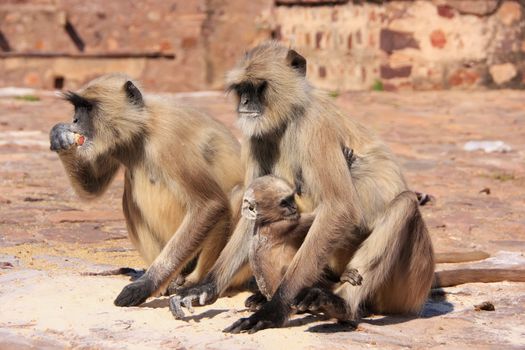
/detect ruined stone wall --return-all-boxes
[273,0,525,91]
[0,0,523,92]
[0,0,271,91]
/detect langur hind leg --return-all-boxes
[296,191,434,321]
[336,191,434,319]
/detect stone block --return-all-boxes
[489,63,517,85]
[380,29,419,53]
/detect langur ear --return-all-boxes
[286,49,307,76]
[124,80,144,107]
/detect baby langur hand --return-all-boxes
[49,123,84,151]
[340,268,363,286]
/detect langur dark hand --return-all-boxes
[49,123,76,152]
[244,291,267,311]
[114,277,155,307]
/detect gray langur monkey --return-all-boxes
[49,73,244,306]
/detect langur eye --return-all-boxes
[249,205,255,211]
[279,199,289,207]
[73,118,78,123]
[258,81,267,94]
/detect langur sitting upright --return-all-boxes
[241,175,362,310]
[49,74,244,306]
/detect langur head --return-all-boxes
[61,73,147,159]
[242,175,299,225]
[226,41,311,137]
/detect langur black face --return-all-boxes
[226,43,310,137]
[63,91,96,140]
[59,79,144,155]
[231,80,267,118]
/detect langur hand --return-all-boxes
[223,297,290,334]
[50,123,77,152]
[169,281,218,319]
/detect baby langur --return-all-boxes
[242,175,362,312]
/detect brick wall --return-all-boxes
[0,0,523,92]
[0,0,271,91]
[274,0,525,91]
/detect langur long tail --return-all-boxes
[435,251,490,264]
[433,268,525,288]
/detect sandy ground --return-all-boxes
[0,89,524,349]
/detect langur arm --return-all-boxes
[288,212,315,241]
[169,216,255,318]
[58,152,120,198]
[114,173,229,307]
[225,143,362,333]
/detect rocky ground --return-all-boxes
[0,89,524,349]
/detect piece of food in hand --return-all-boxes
[74,133,85,145]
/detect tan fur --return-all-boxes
[53,73,243,300]
[242,176,313,299]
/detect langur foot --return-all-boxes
[292,287,350,321]
[245,291,268,311]
[114,277,155,307]
[165,275,190,296]
[224,298,289,334]
[169,281,218,319]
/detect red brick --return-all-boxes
[380,65,412,79]
[315,31,323,49]
[437,5,455,19]
[380,29,419,53]
[430,30,447,49]
[318,66,326,78]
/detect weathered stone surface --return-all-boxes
[3,1,523,92]
[318,65,327,78]
[0,89,524,348]
[380,64,412,79]
[380,29,419,53]
[448,68,479,87]
[276,0,348,4]
[490,63,518,85]
[444,0,501,16]
[437,4,455,19]
[496,1,522,25]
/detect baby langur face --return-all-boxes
[241,176,300,223]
